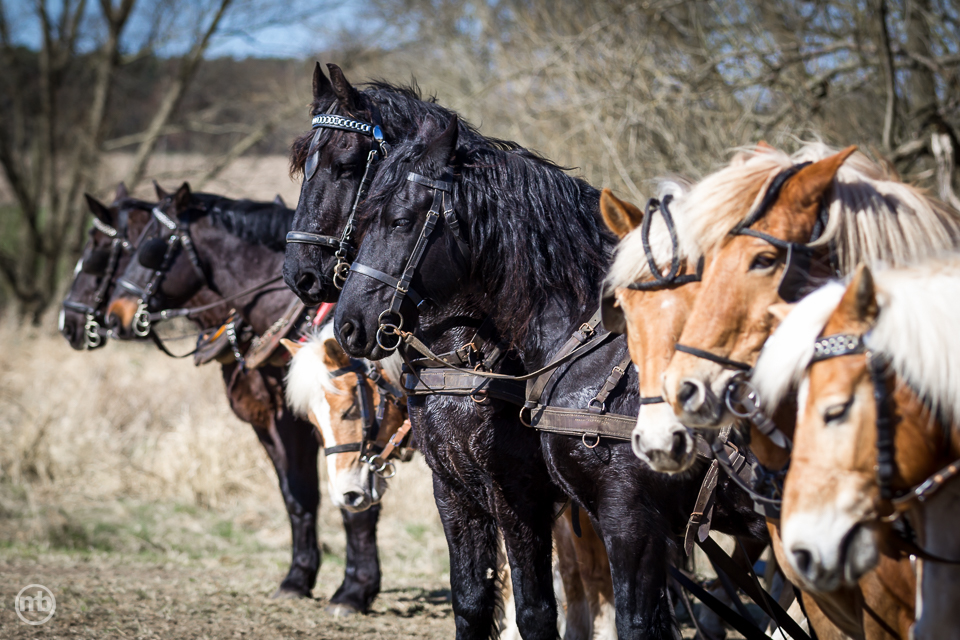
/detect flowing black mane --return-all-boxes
[184,193,294,252]
[360,128,611,344]
[289,80,545,178]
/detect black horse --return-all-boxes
[83,183,381,613]
[332,117,768,639]
[60,185,154,350]
[283,62,522,305]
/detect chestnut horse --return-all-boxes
[755,261,960,639]
[600,174,915,639]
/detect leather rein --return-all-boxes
[285,105,391,289]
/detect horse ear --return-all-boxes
[172,182,192,218]
[280,338,302,356]
[600,189,644,238]
[114,182,129,200]
[836,264,879,325]
[783,145,857,211]
[85,193,113,225]
[326,63,360,112]
[153,180,170,201]
[756,141,775,152]
[312,61,334,102]
[421,117,459,167]
[322,337,351,369]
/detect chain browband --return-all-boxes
[286,106,391,289]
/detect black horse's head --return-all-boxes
[284,63,391,305]
[335,116,467,360]
[106,182,210,339]
[60,184,152,350]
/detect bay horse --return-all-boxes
[60,185,153,350]
[332,115,767,639]
[282,63,621,638]
[754,261,960,639]
[600,173,916,639]
[98,182,385,613]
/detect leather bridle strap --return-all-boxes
[674,343,752,371]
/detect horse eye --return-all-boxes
[391,218,412,229]
[823,399,852,424]
[749,253,779,271]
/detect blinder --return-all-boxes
[80,248,112,275]
[137,237,171,271]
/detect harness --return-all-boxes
[808,331,960,564]
[285,105,391,289]
[117,203,287,361]
[322,356,410,479]
[63,218,132,349]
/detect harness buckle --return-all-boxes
[83,314,102,349]
[133,300,151,337]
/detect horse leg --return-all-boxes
[327,505,382,614]
[224,366,321,598]
[568,508,616,640]
[497,495,559,640]
[554,511,590,640]
[433,475,503,640]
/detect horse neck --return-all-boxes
[891,379,960,487]
[186,216,292,334]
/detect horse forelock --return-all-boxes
[865,255,960,428]
[752,281,847,413]
[284,323,346,419]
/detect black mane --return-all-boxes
[185,193,294,252]
[360,127,611,344]
[289,80,551,177]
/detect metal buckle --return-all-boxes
[84,314,102,349]
[133,300,151,337]
[582,433,601,449]
[725,375,762,418]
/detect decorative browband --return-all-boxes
[92,217,118,237]
[311,114,375,135]
[811,333,864,363]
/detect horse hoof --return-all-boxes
[325,603,362,617]
[271,586,311,600]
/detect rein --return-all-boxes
[285,105,391,289]
[809,331,960,564]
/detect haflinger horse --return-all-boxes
[599,153,924,640]
[282,64,622,639]
[99,182,390,613]
[60,185,154,350]
[754,260,960,639]
[332,114,767,639]
[281,321,408,513]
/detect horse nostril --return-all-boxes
[339,320,355,342]
[792,547,814,577]
[296,271,317,294]
[677,380,703,410]
[343,491,364,507]
[670,431,688,460]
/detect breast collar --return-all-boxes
[285,102,391,289]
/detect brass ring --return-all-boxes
[582,433,601,449]
[519,406,532,427]
[376,326,402,351]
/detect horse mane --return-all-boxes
[360,124,609,344]
[285,322,347,419]
[289,80,531,178]
[185,193,293,252]
[755,254,960,426]
[685,143,960,272]
[604,179,694,294]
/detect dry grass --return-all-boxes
[0,317,453,637]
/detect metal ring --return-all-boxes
[582,433,601,449]
[377,309,403,333]
[133,300,151,337]
[471,391,490,405]
[725,377,761,418]
[333,261,350,290]
[587,398,605,412]
[376,326,403,351]
[376,460,397,479]
[84,316,102,350]
[519,406,532,427]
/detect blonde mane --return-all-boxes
[685,143,960,272]
[755,254,960,426]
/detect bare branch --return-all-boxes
[878,0,897,151]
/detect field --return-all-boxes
[0,319,454,638]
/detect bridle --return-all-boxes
[285,105,391,289]
[117,204,212,338]
[322,356,406,479]
[806,331,960,564]
[347,171,469,352]
[63,216,133,349]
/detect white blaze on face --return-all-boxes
[631,402,697,474]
